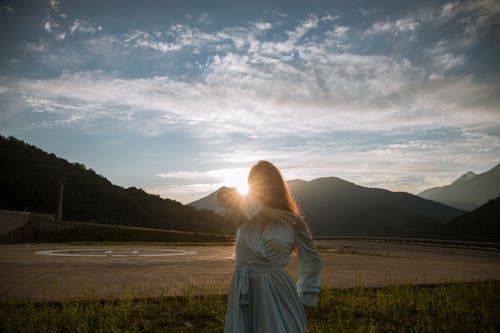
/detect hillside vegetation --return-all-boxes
[441,196,500,237]
[0,136,231,234]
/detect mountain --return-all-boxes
[418,163,500,211]
[0,136,231,234]
[189,187,229,215]
[440,196,500,237]
[190,177,465,236]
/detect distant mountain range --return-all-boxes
[418,163,500,211]
[3,134,498,239]
[191,177,466,237]
[0,136,231,234]
[189,188,228,216]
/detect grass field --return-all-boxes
[1,281,498,332]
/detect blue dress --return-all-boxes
[224,206,321,333]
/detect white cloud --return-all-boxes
[320,14,339,22]
[325,25,349,39]
[441,2,460,17]
[254,22,272,30]
[154,167,251,202]
[5,11,500,202]
[42,17,57,33]
[287,14,319,41]
[70,19,99,34]
[25,41,48,53]
[8,55,498,142]
[426,41,465,71]
[49,0,60,12]
[41,1,67,41]
[8,11,500,140]
[151,123,500,201]
[364,17,420,36]
[124,30,183,53]
[144,183,220,204]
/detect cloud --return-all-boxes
[363,17,420,36]
[325,25,349,39]
[41,0,67,40]
[425,41,465,71]
[1,5,14,12]
[157,168,248,182]
[441,2,460,17]
[4,10,499,202]
[362,0,500,48]
[154,167,251,202]
[49,0,60,12]
[124,30,183,53]
[7,9,500,139]
[6,59,498,146]
[288,14,319,40]
[25,41,49,53]
[40,1,102,41]
[320,14,339,22]
[197,12,214,25]
[7,10,500,140]
[149,121,500,202]
[144,183,220,204]
[253,22,272,30]
[70,19,101,34]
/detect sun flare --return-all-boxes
[236,182,249,195]
[222,167,250,196]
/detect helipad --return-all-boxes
[35,248,197,257]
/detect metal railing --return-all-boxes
[314,235,500,250]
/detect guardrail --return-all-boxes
[314,235,500,250]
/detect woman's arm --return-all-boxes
[218,187,246,231]
[294,217,321,307]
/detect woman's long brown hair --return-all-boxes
[248,160,299,214]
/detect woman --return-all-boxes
[219,160,321,333]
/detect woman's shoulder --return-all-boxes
[259,206,306,229]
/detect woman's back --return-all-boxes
[224,207,321,333]
[221,160,321,333]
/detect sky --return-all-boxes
[1,0,499,203]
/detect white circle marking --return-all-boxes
[35,248,197,257]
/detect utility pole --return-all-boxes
[57,177,65,222]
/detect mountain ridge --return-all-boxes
[190,176,465,237]
[418,163,500,211]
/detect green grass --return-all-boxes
[1,281,499,332]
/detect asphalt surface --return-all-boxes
[1,241,499,301]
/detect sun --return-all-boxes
[235,181,249,195]
[222,167,250,196]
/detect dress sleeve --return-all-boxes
[293,217,321,307]
[223,208,247,233]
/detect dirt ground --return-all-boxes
[0,240,499,301]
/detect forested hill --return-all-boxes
[0,136,231,234]
[440,196,500,237]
